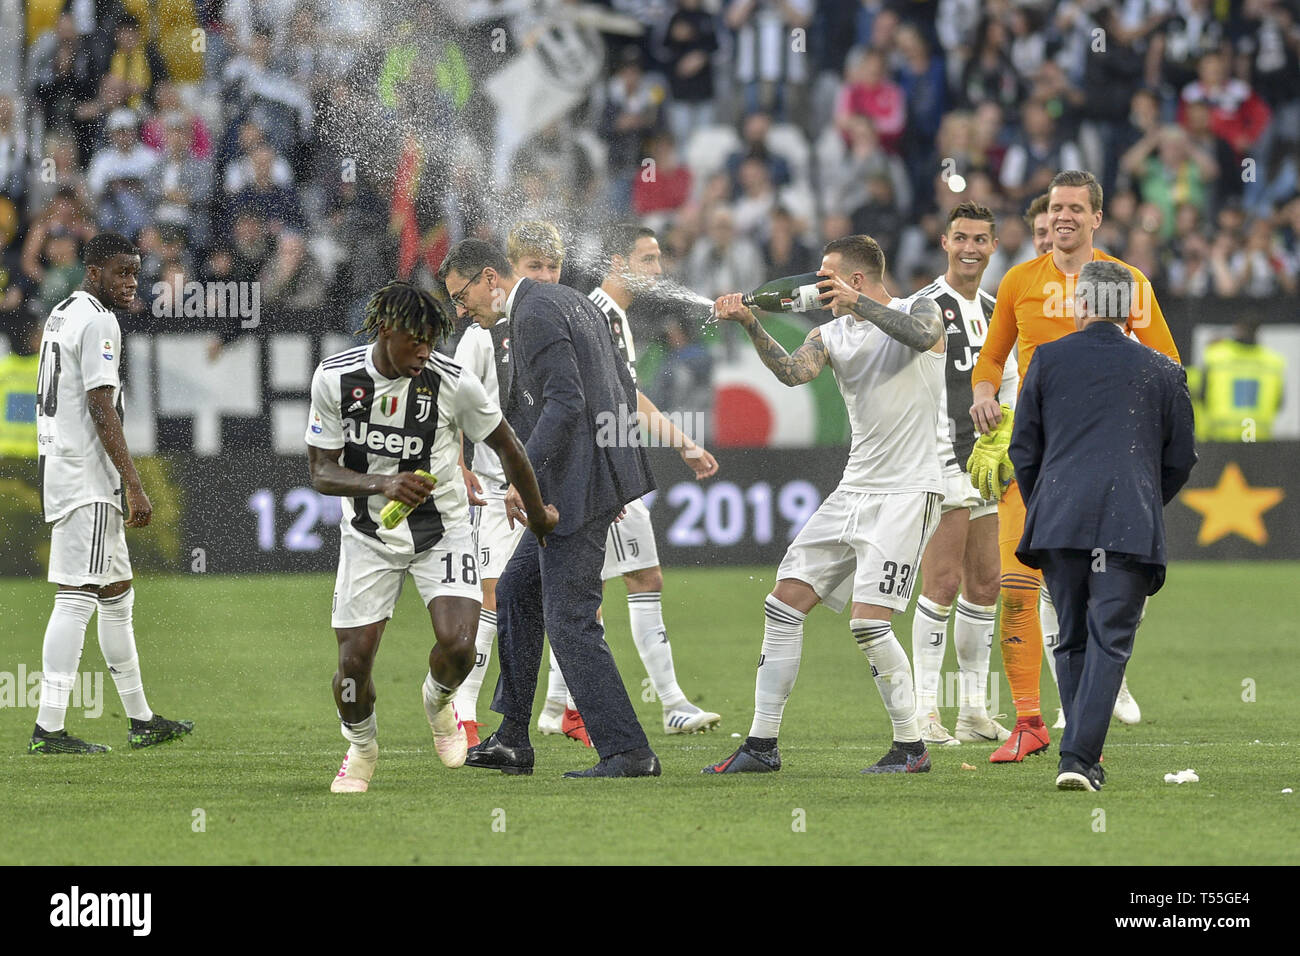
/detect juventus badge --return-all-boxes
[415,393,432,422]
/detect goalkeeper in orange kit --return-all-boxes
[968,170,1181,763]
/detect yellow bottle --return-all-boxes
[379,470,438,529]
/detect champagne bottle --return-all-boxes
[741,272,824,314]
[380,470,438,529]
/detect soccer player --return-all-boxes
[306,281,556,793]
[908,202,1018,748]
[1025,192,1144,732]
[705,235,946,774]
[970,170,1179,763]
[31,231,193,754]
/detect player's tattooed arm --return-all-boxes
[307,445,433,507]
[748,324,829,385]
[848,296,943,352]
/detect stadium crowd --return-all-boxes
[1,0,1298,373]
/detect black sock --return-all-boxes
[746,736,777,752]
[495,717,530,749]
[898,739,925,755]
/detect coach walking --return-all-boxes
[1009,260,1196,792]
[439,240,662,777]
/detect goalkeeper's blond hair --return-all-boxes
[507,220,566,267]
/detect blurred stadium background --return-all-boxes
[0,0,1296,577]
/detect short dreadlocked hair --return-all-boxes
[361,280,453,344]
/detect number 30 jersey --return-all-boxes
[37,291,125,522]
[306,344,502,555]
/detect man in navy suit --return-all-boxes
[438,240,661,777]
[1009,260,1196,792]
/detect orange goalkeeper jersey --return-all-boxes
[972,249,1181,394]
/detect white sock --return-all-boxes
[628,591,688,710]
[545,645,572,712]
[1039,589,1061,692]
[853,619,919,743]
[454,608,496,722]
[955,596,997,715]
[340,711,377,755]
[748,595,805,739]
[911,595,951,720]
[97,588,152,722]
[37,590,97,732]
[422,672,455,716]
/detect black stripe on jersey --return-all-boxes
[54,296,76,312]
[339,368,381,541]
[89,503,103,574]
[916,282,941,298]
[322,347,368,369]
[609,523,625,563]
[401,368,445,552]
[427,352,462,381]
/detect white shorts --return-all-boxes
[777,488,942,613]
[331,522,481,628]
[48,502,133,587]
[603,497,660,580]
[471,497,526,580]
[941,462,998,520]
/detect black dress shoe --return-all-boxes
[563,746,661,778]
[465,731,534,775]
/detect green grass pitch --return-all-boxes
[1,563,1296,865]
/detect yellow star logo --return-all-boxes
[1180,462,1285,546]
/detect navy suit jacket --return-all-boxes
[506,278,655,536]
[1009,322,1197,593]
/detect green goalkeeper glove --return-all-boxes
[967,404,1015,500]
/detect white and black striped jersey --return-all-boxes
[37,290,125,522]
[305,344,502,554]
[453,318,512,497]
[588,286,638,384]
[911,275,1018,467]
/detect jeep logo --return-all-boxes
[343,419,425,457]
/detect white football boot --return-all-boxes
[663,702,721,734]
[1052,708,1067,730]
[1112,676,1141,725]
[955,711,1013,743]
[918,713,962,747]
[331,743,378,793]
[425,698,468,768]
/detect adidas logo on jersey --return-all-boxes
[347,400,364,413]
[343,419,425,457]
[946,322,960,334]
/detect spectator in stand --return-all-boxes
[651,317,714,447]
[1008,6,1048,81]
[1181,99,1241,211]
[1215,217,1297,297]
[834,48,906,153]
[895,24,947,209]
[86,111,159,235]
[825,116,912,225]
[0,95,27,214]
[686,206,764,300]
[850,173,905,257]
[70,74,133,166]
[726,0,814,127]
[1078,6,1147,196]
[599,46,665,213]
[982,211,1035,294]
[725,111,792,188]
[1179,48,1272,160]
[1278,193,1300,274]
[661,0,720,147]
[29,14,97,145]
[959,16,1024,111]
[106,15,168,111]
[762,205,813,275]
[259,231,326,310]
[1000,101,1083,205]
[233,144,302,232]
[1168,230,1215,297]
[223,122,293,196]
[230,210,274,282]
[19,187,96,287]
[140,82,213,159]
[1123,226,1166,293]
[1148,0,1225,100]
[149,113,215,249]
[1121,124,1218,239]
[222,28,315,155]
[633,133,693,218]
[970,101,1009,179]
[1239,0,1300,148]
[32,229,83,315]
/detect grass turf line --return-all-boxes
[0,563,1296,865]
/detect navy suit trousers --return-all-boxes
[1040,549,1157,767]
[490,507,648,758]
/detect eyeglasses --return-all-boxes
[448,268,486,309]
